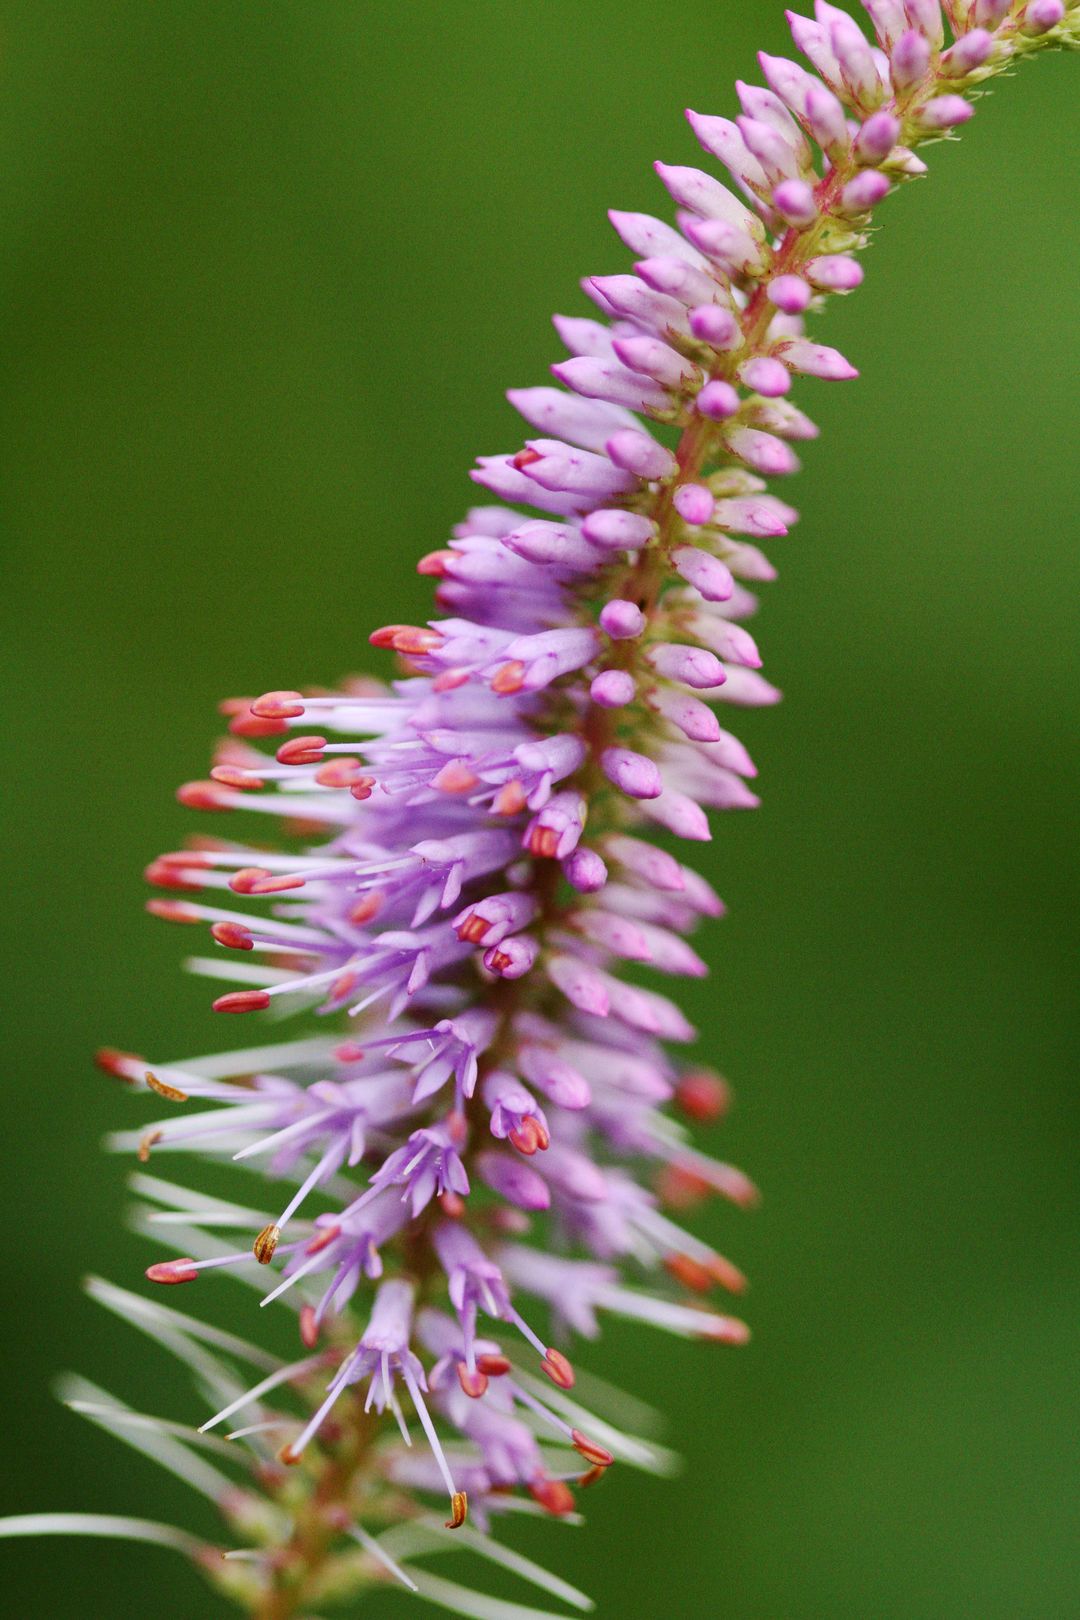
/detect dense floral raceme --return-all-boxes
[4,5,1076,1618]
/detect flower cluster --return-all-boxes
[7,4,1075,1616]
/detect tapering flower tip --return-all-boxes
[599,599,646,640]
[613,332,699,391]
[601,746,663,800]
[145,1258,199,1286]
[696,379,741,421]
[477,1151,550,1211]
[840,169,891,214]
[767,274,812,314]
[590,669,636,708]
[671,546,735,603]
[483,935,539,980]
[212,990,271,1014]
[540,1347,576,1390]
[890,28,933,90]
[551,357,672,415]
[771,177,818,227]
[854,110,900,166]
[941,27,994,74]
[973,0,1011,25]
[675,1070,732,1122]
[918,95,975,131]
[647,642,727,690]
[774,338,859,380]
[688,304,740,350]
[563,846,609,893]
[1022,0,1066,35]
[739,357,792,398]
[902,0,944,45]
[604,429,677,481]
[802,84,851,155]
[673,484,716,526]
[726,427,800,477]
[580,508,656,552]
[682,214,768,278]
[805,253,863,291]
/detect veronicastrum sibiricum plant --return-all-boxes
[4,3,1076,1617]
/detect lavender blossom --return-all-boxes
[6,5,1077,1616]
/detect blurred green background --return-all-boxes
[0,2,1076,1616]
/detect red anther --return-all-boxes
[146,898,201,925]
[212,990,271,1014]
[305,1223,341,1256]
[184,837,228,853]
[329,971,358,1003]
[249,874,306,895]
[439,1191,466,1220]
[282,816,328,838]
[697,1315,751,1346]
[654,1163,713,1211]
[349,777,377,802]
[348,892,384,926]
[455,912,490,945]
[457,1362,489,1399]
[485,946,513,974]
[509,1116,549,1156]
[211,921,254,951]
[707,1253,748,1294]
[276,735,327,767]
[250,690,305,719]
[210,765,265,790]
[158,849,209,866]
[663,1252,715,1294]
[94,1047,142,1081]
[433,760,480,795]
[392,626,444,656]
[493,780,528,817]
[491,660,526,695]
[218,697,251,717]
[445,1110,468,1148]
[571,1429,614,1469]
[512,447,542,470]
[313,756,362,788]
[177,780,233,812]
[675,1070,731,1123]
[229,710,288,739]
[577,1465,607,1489]
[528,1476,575,1517]
[369,623,411,649]
[279,1443,302,1467]
[540,1347,575,1390]
[487,1205,531,1235]
[228,866,271,894]
[144,858,203,892]
[433,667,470,693]
[334,1041,366,1063]
[145,1258,199,1285]
[525,826,559,859]
[416,549,455,576]
[475,1353,511,1378]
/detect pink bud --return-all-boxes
[696,379,741,420]
[601,747,663,800]
[771,178,818,226]
[774,338,859,380]
[605,429,677,481]
[854,111,900,165]
[671,545,735,602]
[581,509,656,551]
[647,643,727,689]
[890,28,932,89]
[613,333,699,389]
[591,669,636,707]
[673,484,716,526]
[941,28,993,73]
[918,96,974,130]
[739,356,791,398]
[805,254,864,292]
[974,0,1011,25]
[600,599,646,640]
[768,274,813,313]
[840,171,891,214]
[725,426,801,476]
[562,847,608,893]
[477,1152,550,1211]
[689,304,740,349]
[483,935,539,980]
[1022,0,1065,34]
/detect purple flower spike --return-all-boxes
[77,4,1073,1609]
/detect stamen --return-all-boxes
[445,1491,468,1531]
[475,1353,510,1377]
[276,735,327,767]
[493,780,527,816]
[145,1258,199,1286]
[250,690,305,719]
[146,899,201,925]
[539,1347,575,1390]
[570,1429,614,1468]
[137,1130,163,1163]
[94,1048,143,1082]
[456,1362,488,1399]
[212,991,271,1014]
[528,1476,575,1517]
[176,781,233,812]
[209,765,265,791]
[210,922,254,951]
[299,1306,319,1349]
[509,1116,549,1156]
[144,1072,189,1103]
[416,549,455,576]
[253,1225,280,1265]
[491,661,526,695]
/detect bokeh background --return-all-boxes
[0,3,1076,1616]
